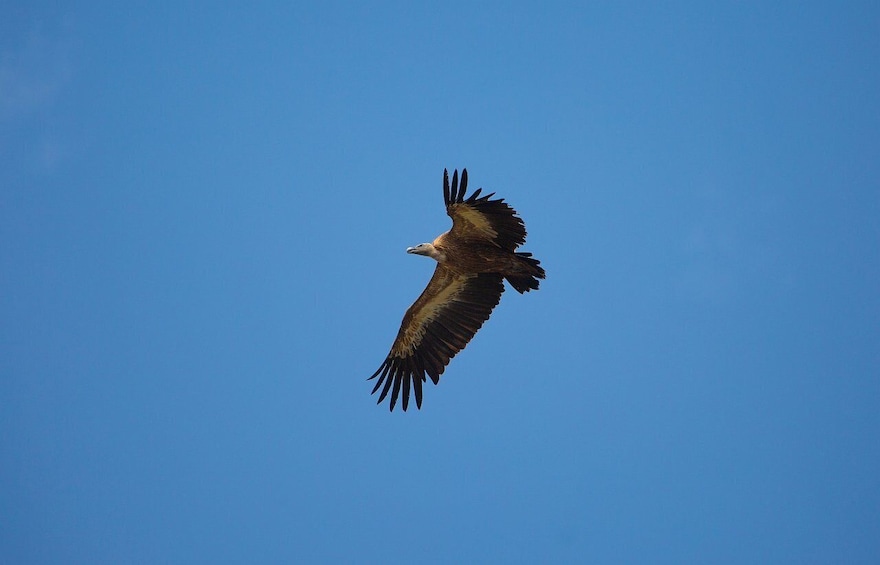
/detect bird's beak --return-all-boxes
[406,246,418,254]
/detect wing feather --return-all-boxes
[443,168,527,251]
[368,266,504,411]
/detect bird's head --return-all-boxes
[406,243,443,261]
[406,243,433,256]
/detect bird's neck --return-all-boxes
[424,243,446,262]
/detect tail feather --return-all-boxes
[506,252,545,293]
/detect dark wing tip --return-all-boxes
[402,369,411,411]
[414,374,423,409]
[369,357,426,412]
[443,167,472,206]
[390,371,402,411]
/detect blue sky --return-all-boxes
[2,2,878,563]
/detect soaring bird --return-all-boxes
[369,169,545,411]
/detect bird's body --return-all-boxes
[369,169,545,411]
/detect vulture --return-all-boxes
[368,168,545,411]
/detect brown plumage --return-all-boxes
[368,168,545,411]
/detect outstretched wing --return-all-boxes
[369,265,505,411]
[444,168,527,251]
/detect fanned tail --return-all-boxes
[506,252,545,293]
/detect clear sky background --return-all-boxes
[2,2,878,563]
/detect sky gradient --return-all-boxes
[2,2,879,563]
